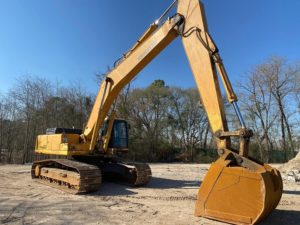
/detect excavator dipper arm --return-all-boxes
[80,0,282,224]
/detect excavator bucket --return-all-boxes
[195,151,283,225]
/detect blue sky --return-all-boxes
[0,0,299,94]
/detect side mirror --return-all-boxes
[127,123,131,130]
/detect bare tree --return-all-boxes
[169,87,206,161]
[240,68,277,162]
[261,57,299,160]
[126,80,171,161]
[240,57,300,162]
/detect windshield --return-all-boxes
[109,120,128,148]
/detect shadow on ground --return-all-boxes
[89,177,201,196]
[147,177,201,189]
[261,209,300,225]
[283,190,300,195]
[88,182,137,196]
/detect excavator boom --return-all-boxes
[83,15,182,151]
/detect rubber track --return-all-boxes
[31,159,102,194]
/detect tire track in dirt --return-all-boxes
[126,195,196,201]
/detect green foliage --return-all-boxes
[149,79,165,88]
[115,80,214,162]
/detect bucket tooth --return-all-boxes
[195,151,283,225]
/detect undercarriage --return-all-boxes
[31,156,152,194]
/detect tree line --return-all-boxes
[0,56,299,163]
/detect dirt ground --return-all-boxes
[0,163,299,225]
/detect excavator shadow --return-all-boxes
[260,209,300,225]
[283,190,300,195]
[147,177,201,189]
[88,182,138,196]
[88,177,201,196]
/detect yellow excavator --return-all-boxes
[31,0,283,224]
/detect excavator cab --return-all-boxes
[100,118,129,153]
[108,119,129,149]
